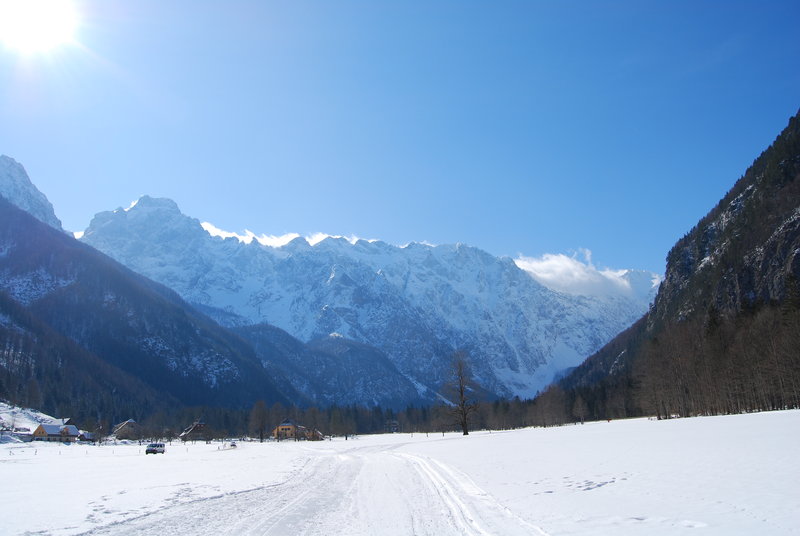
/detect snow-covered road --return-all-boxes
[87,442,544,536]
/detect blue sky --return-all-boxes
[1,1,798,274]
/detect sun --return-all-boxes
[0,0,79,54]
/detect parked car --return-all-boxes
[145,442,165,454]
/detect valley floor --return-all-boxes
[2,410,798,535]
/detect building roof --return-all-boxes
[112,419,140,433]
[113,419,136,428]
[37,424,79,436]
[180,421,207,436]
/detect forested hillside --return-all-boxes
[534,110,800,423]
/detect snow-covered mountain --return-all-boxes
[82,196,659,400]
[0,195,293,416]
[0,155,62,231]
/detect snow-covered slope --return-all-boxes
[82,196,659,400]
[0,401,60,437]
[2,411,797,536]
[0,155,62,230]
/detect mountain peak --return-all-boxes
[129,195,182,213]
[0,155,63,231]
[82,195,205,248]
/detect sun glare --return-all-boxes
[0,0,79,54]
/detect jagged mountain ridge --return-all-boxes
[81,196,659,400]
[0,195,294,412]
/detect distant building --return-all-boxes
[304,427,324,441]
[271,419,323,441]
[272,419,298,440]
[32,424,80,442]
[112,419,141,440]
[180,420,210,442]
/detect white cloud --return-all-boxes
[200,222,300,247]
[399,240,438,249]
[200,223,374,249]
[111,199,140,215]
[307,232,362,246]
[252,231,302,248]
[514,249,635,298]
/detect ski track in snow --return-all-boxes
[82,442,544,536]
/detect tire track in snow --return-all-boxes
[428,456,551,535]
[80,455,339,536]
[393,452,550,536]
[82,444,549,536]
[396,452,492,535]
[233,453,365,536]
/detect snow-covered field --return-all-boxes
[2,410,798,535]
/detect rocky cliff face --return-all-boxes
[81,196,659,400]
[0,156,62,231]
[234,324,424,408]
[552,110,800,421]
[654,113,800,323]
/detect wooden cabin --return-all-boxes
[272,419,299,440]
[32,424,79,442]
[271,419,323,441]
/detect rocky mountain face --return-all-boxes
[0,195,292,418]
[0,155,62,231]
[81,196,659,401]
[546,110,800,422]
[654,117,800,322]
[234,325,423,408]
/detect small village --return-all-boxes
[2,411,328,447]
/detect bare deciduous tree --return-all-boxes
[447,352,478,435]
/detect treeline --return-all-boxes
[90,396,559,441]
[535,299,800,425]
